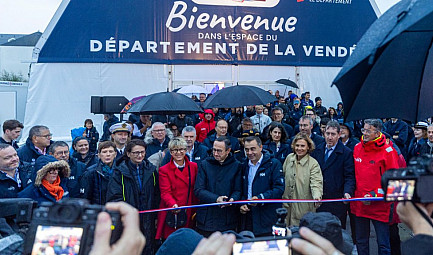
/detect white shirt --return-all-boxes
[247,154,264,199]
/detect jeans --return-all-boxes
[355,216,391,255]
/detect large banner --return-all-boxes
[38,0,377,66]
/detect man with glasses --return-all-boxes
[145,122,172,160]
[204,119,240,152]
[351,119,399,255]
[49,141,86,198]
[261,107,294,140]
[18,125,52,164]
[194,136,242,237]
[232,117,256,138]
[311,121,355,228]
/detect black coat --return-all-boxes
[194,155,242,232]
[203,134,240,152]
[79,161,111,205]
[0,162,33,198]
[146,138,170,160]
[17,138,50,163]
[169,116,194,132]
[161,142,208,166]
[383,119,409,155]
[72,151,98,169]
[67,158,86,198]
[0,137,19,150]
[342,137,360,151]
[84,127,99,153]
[18,180,69,204]
[240,152,285,236]
[106,159,160,255]
[311,141,355,225]
[263,141,291,164]
[100,115,119,142]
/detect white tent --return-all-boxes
[23,0,383,142]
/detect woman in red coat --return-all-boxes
[156,137,198,240]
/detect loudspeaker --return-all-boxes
[91,96,129,114]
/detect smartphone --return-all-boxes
[233,236,292,255]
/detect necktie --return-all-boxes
[324,147,333,162]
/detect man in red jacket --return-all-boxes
[351,119,399,255]
[195,109,215,143]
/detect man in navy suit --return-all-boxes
[311,120,355,228]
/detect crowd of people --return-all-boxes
[1,90,433,255]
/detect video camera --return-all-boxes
[23,199,122,255]
[382,155,433,203]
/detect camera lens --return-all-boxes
[48,204,81,224]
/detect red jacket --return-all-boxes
[156,157,198,239]
[351,133,399,223]
[195,109,215,143]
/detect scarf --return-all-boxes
[42,176,64,201]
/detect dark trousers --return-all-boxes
[389,223,401,255]
[355,216,391,255]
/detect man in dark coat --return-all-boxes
[287,99,303,127]
[204,119,240,152]
[313,97,328,118]
[311,121,355,228]
[0,120,23,150]
[161,126,208,166]
[17,125,52,164]
[239,136,284,236]
[0,144,33,198]
[169,114,194,133]
[145,122,172,160]
[106,140,160,255]
[49,141,86,198]
[297,116,324,149]
[100,114,119,142]
[340,122,360,151]
[262,107,294,141]
[383,118,409,157]
[194,136,242,237]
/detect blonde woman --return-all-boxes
[282,134,323,226]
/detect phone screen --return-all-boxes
[385,179,416,201]
[233,239,290,255]
[31,225,84,255]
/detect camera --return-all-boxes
[382,155,433,203]
[23,199,122,255]
[233,208,294,255]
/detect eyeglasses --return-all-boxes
[130,151,146,156]
[55,151,69,156]
[48,169,60,174]
[38,133,53,138]
[171,148,186,153]
[153,129,166,133]
[212,148,225,154]
[361,128,377,134]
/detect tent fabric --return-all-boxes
[22,64,342,142]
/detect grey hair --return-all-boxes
[168,137,188,150]
[242,117,253,124]
[182,126,196,136]
[49,141,69,154]
[326,120,341,133]
[29,125,49,139]
[144,122,174,144]
[364,119,383,131]
[300,116,314,126]
[0,143,12,151]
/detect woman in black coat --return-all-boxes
[106,139,160,255]
[71,136,98,168]
[263,122,291,164]
[83,119,99,153]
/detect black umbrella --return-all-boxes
[127,92,203,115]
[202,85,276,108]
[333,0,433,123]
[275,79,298,89]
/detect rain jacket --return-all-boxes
[350,133,399,223]
[195,109,216,143]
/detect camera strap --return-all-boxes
[411,201,433,230]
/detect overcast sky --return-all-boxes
[0,0,400,34]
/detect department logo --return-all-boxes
[192,0,280,8]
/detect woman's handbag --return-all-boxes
[165,166,191,229]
